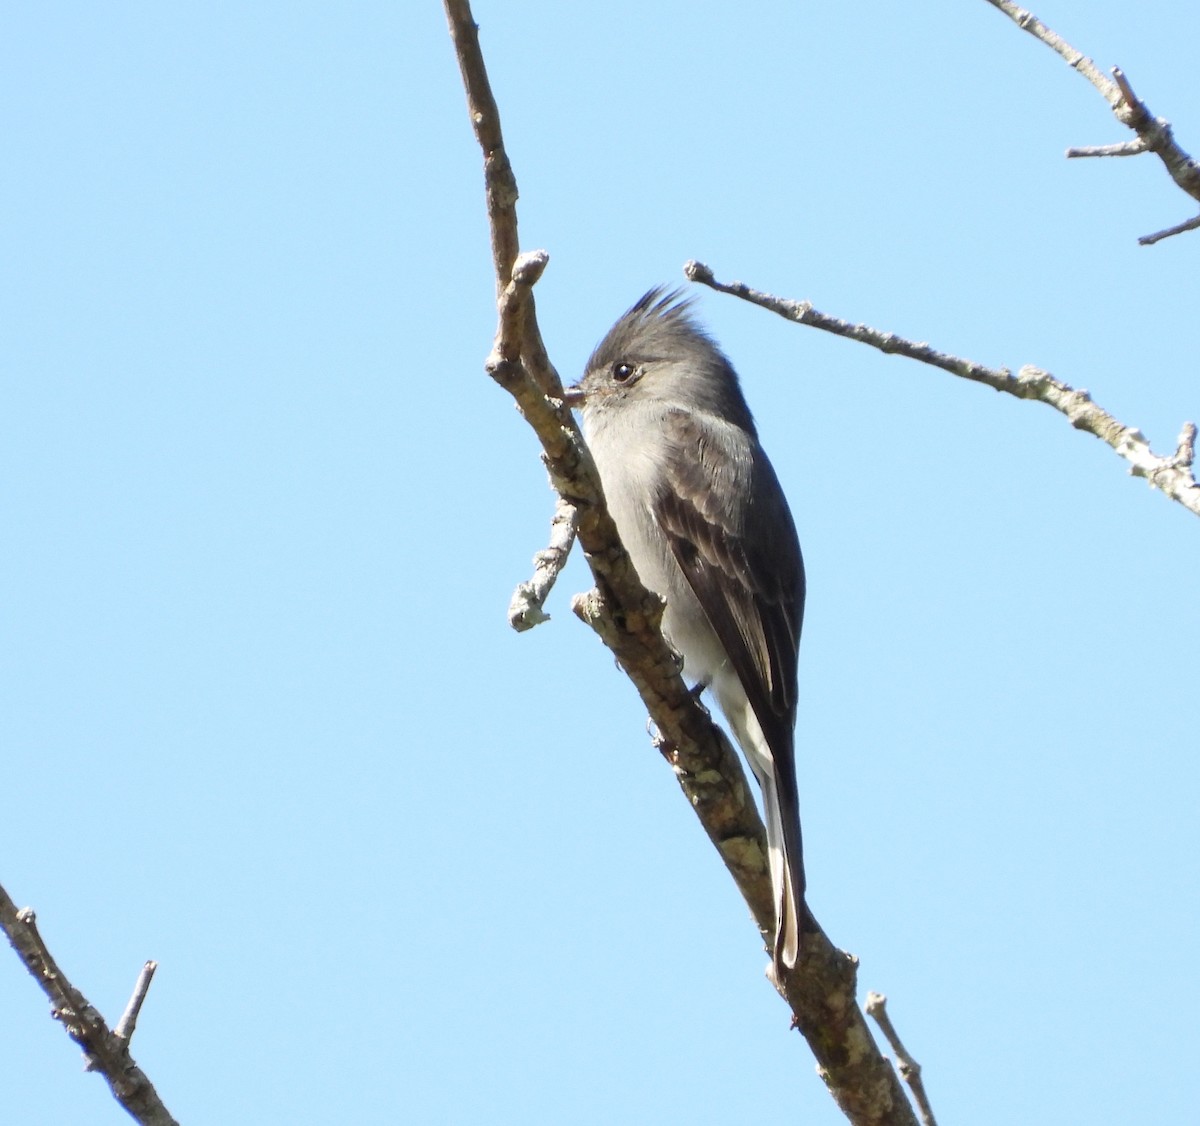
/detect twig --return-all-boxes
[493,258,579,633]
[443,0,518,296]
[444,4,916,1123]
[685,261,1200,519]
[983,0,1119,100]
[983,0,1200,243]
[113,961,158,1044]
[486,248,563,402]
[1139,213,1200,246]
[1066,137,1148,158]
[0,882,178,1126]
[865,993,937,1126]
[509,491,578,631]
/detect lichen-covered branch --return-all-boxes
[983,0,1200,244]
[0,882,177,1126]
[443,3,917,1122]
[685,262,1200,519]
[508,490,578,631]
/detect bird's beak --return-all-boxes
[561,384,586,409]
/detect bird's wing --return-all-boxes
[652,409,805,752]
[654,408,809,965]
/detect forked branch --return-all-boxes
[983,0,1200,243]
[0,882,177,1126]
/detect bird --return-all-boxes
[563,287,807,969]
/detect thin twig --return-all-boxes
[0,882,178,1126]
[509,491,578,631]
[1066,137,1148,158]
[686,261,1200,519]
[113,961,158,1044]
[982,0,1200,243]
[865,993,937,1126]
[443,0,518,296]
[983,0,1119,102]
[444,4,916,1123]
[491,257,579,635]
[1139,213,1200,246]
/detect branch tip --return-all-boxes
[1170,422,1197,469]
[1066,137,1149,159]
[865,993,938,1126]
[512,249,549,285]
[1138,213,1200,246]
[1111,66,1141,115]
[114,961,159,1044]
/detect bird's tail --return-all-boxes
[760,770,806,970]
[722,691,807,970]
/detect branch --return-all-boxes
[983,0,1200,243]
[113,961,158,1044]
[685,261,1200,519]
[0,881,178,1126]
[444,0,518,294]
[866,993,938,1126]
[1139,213,1200,247]
[1066,137,1148,159]
[443,3,917,1122]
[508,491,578,631]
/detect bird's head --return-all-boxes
[564,287,755,433]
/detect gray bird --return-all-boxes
[564,288,807,969]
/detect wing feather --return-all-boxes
[652,410,805,752]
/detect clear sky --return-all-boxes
[3,2,1197,1123]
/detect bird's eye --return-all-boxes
[612,362,636,383]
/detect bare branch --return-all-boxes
[445,4,917,1122]
[509,491,578,631]
[983,0,1120,103]
[443,0,519,294]
[113,961,158,1045]
[686,261,1200,519]
[866,993,937,1126]
[1067,137,1149,159]
[1139,213,1200,246]
[0,882,178,1126]
[983,0,1200,242]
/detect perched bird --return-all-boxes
[564,288,807,969]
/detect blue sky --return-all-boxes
[3,2,1197,1123]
